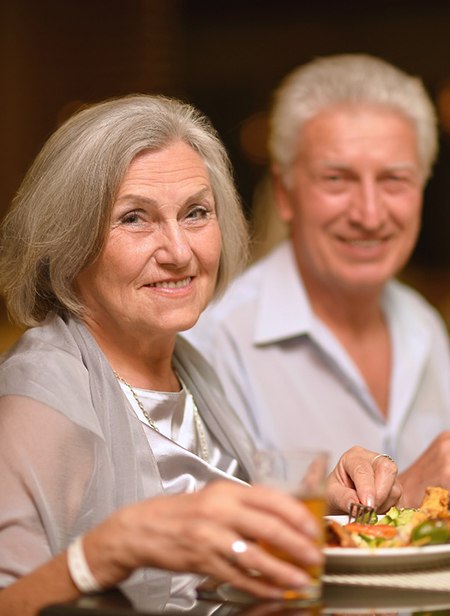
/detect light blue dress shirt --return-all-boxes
[186,241,450,470]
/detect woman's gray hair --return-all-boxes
[0,94,248,327]
[270,54,438,185]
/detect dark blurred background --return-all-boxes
[2,0,450,349]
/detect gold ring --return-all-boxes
[372,453,395,464]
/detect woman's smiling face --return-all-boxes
[75,141,222,344]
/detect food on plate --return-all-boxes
[326,486,450,549]
[418,485,449,518]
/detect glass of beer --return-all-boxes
[253,447,329,603]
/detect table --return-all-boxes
[38,582,450,616]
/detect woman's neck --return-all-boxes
[111,358,180,392]
[82,317,180,391]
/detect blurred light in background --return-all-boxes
[437,80,450,135]
[239,112,269,165]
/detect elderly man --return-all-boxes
[186,54,450,508]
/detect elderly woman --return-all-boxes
[0,95,401,615]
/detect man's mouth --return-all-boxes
[345,239,386,248]
[146,276,192,289]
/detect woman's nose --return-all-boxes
[153,222,193,267]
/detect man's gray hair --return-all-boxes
[269,54,438,184]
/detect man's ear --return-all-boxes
[271,167,294,224]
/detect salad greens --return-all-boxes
[378,506,417,527]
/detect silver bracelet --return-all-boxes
[67,535,102,594]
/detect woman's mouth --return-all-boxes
[146,276,192,289]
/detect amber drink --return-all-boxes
[253,448,329,603]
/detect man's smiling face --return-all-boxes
[275,105,423,297]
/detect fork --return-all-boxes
[348,501,377,524]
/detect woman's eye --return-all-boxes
[120,211,142,225]
[185,206,212,223]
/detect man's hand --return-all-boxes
[399,431,450,507]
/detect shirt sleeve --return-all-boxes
[0,395,98,587]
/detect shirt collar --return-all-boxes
[252,242,433,379]
[253,243,433,419]
[253,241,314,345]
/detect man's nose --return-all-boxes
[348,180,387,230]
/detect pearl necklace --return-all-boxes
[113,370,210,463]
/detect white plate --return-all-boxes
[325,515,450,572]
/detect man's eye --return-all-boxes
[382,176,410,190]
[320,174,348,191]
[385,175,402,182]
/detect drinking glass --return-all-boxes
[253,447,330,603]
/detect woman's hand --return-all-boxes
[83,480,323,599]
[326,446,403,514]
